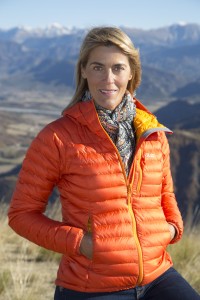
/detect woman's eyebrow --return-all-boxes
[89,62,127,67]
[89,62,104,66]
[114,63,127,67]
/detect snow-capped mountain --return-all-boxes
[0,23,86,43]
[0,22,200,45]
[0,23,200,102]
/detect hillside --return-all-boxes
[172,80,200,99]
[155,100,200,226]
[155,100,200,129]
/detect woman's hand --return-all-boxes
[79,232,93,259]
[168,223,176,241]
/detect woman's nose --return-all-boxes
[103,69,115,82]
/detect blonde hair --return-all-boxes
[65,26,141,110]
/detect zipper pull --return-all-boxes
[127,184,132,205]
[87,217,92,233]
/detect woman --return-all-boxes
[8,27,200,299]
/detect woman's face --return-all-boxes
[81,45,132,110]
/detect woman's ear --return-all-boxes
[129,73,133,80]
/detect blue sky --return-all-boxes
[1,0,200,30]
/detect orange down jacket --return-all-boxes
[8,98,183,292]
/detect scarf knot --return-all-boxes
[82,91,136,176]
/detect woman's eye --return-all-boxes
[114,66,124,71]
[93,66,102,71]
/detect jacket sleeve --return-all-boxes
[160,132,183,244]
[8,125,84,255]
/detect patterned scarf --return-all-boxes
[82,91,136,176]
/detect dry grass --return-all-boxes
[0,201,199,299]
[168,227,200,292]
[0,202,60,300]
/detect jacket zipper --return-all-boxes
[127,184,143,285]
[93,105,173,285]
[95,109,144,285]
[136,149,143,195]
[87,216,92,233]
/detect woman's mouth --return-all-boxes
[99,89,117,95]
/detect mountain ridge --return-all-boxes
[0,23,200,106]
[1,23,200,45]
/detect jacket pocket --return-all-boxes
[91,210,138,265]
[161,219,172,247]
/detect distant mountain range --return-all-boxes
[0,23,200,105]
[1,23,200,46]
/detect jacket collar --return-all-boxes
[134,100,172,143]
[63,100,107,138]
[63,98,172,140]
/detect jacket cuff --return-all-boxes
[66,227,85,255]
[167,222,182,244]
